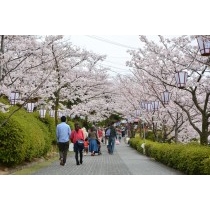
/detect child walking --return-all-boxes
[84,138,89,156]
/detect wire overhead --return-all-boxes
[85,35,139,50]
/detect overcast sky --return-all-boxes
[69,35,141,76]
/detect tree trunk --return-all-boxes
[174,112,179,143]
[54,90,60,127]
[200,116,209,145]
[162,123,167,143]
[139,123,142,138]
[0,35,4,80]
[52,43,61,127]
[200,131,208,145]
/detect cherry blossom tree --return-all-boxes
[127,35,210,145]
[0,35,120,128]
[40,36,118,125]
[0,35,58,126]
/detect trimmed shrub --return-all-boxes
[177,145,210,174]
[0,114,26,165]
[129,138,140,149]
[0,106,56,166]
[129,137,210,175]
[201,158,210,174]
[36,114,57,146]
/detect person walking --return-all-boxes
[116,126,122,142]
[82,127,88,140]
[108,122,117,155]
[121,125,126,142]
[97,127,103,144]
[56,116,71,166]
[102,127,105,144]
[104,125,110,152]
[84,138,89,156]
[88,126,98,156]
[70,122,85,165]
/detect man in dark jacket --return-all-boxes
[108,122,117,154]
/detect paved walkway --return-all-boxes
[32,140,183,175]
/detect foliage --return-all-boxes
[34,113,56,147]
[129,137,210,175]
[0,106,56,166]
[1,35,210,149]
[129,138,139,149]
[100,113,122,127]
[0,114,26,165]
[145,130,155,141]
[0,95,10,105]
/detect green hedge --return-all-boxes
[129,137,210,175]
[0,106,57,166]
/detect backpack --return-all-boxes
[105,128,111,136]
[109,126,116,137]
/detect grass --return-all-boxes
[11,156,58,175]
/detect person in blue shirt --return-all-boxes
[56,116,71,166]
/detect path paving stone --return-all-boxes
[32,140,183,175]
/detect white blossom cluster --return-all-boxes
[1,35,210,144]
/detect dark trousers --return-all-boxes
[74,141,84,164]
[58,142,69,164]
[108,136,115,154]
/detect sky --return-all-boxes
[68,35,177,77]
[69,35,141,76]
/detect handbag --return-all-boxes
[76,139,84,150]
[77,140,84,145]
[116,140,120,145]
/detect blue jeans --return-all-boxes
[108,136,115,154]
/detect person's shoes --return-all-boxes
[80,160,83,164]
[76,161,80,165]
[60,158,64,165]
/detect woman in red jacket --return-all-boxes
[70,123,85,165]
